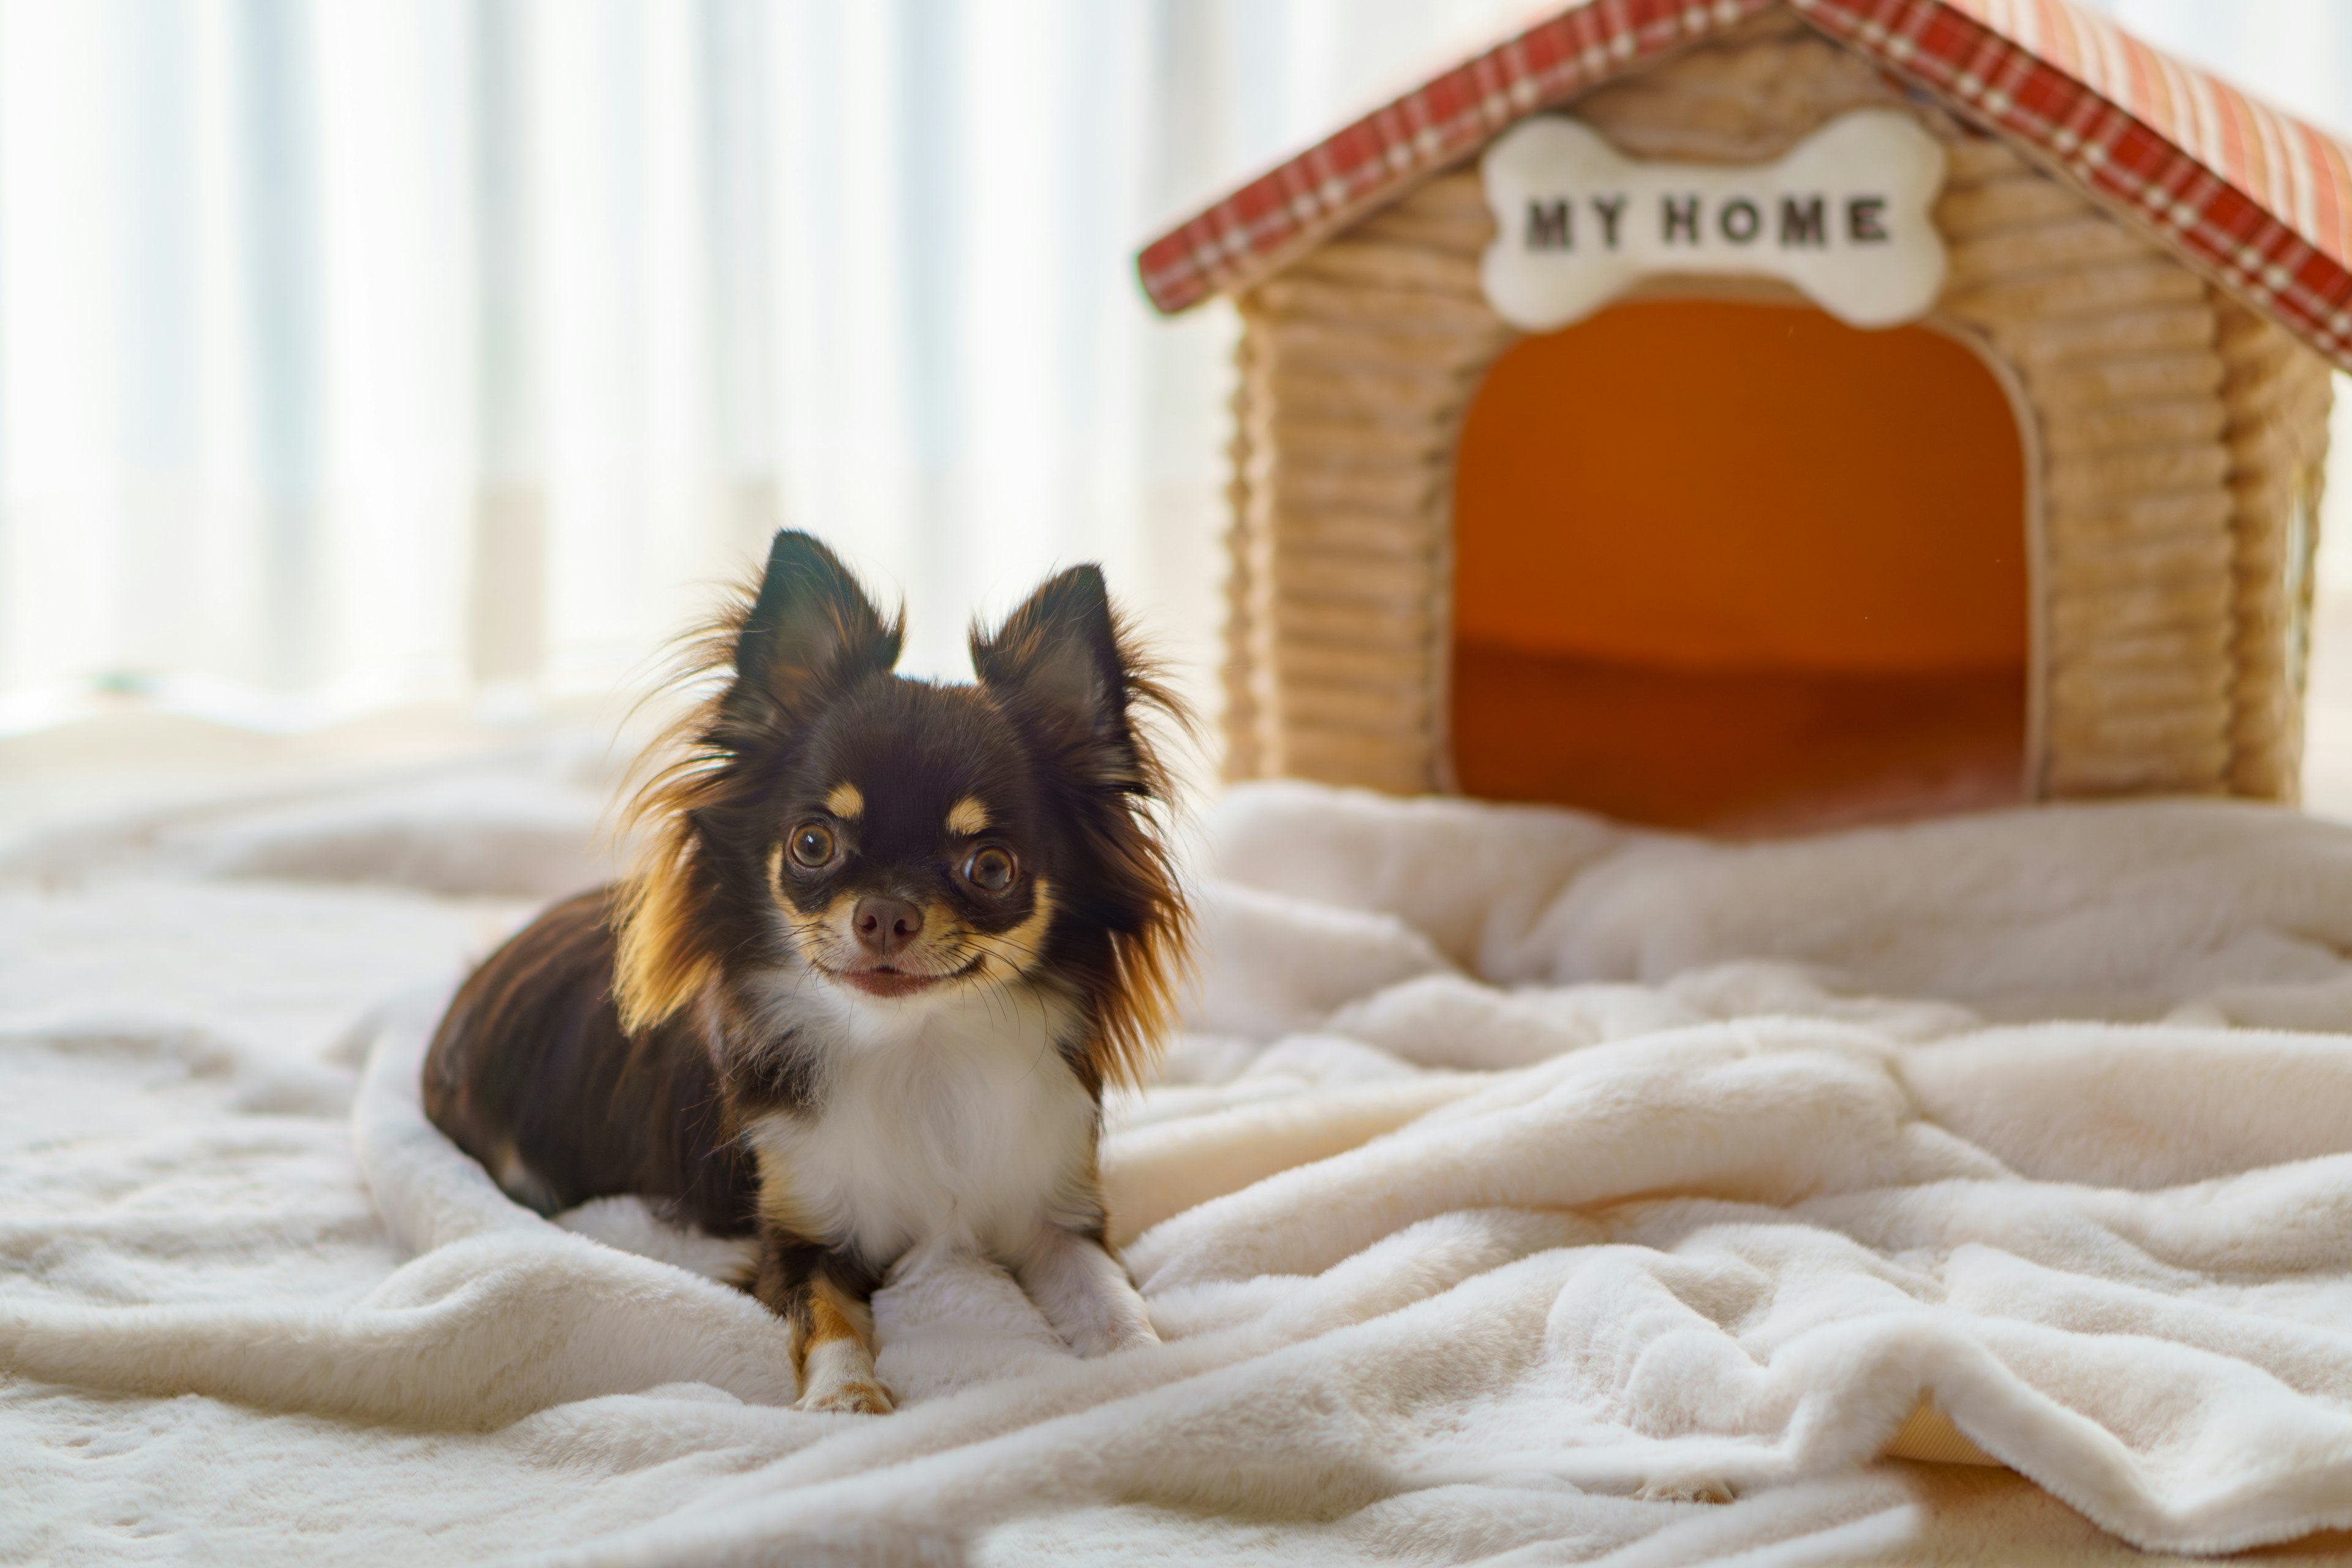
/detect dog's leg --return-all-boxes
[753,1229,892,1414]
[1014,1224,1159,1357]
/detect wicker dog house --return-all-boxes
[1139,0,2350,832]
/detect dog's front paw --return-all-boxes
[799,1378,895,1415]
[1635,1478,1735,1505]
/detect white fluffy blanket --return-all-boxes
[12,753,2352,1564]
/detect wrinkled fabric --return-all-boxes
[11,764,2352,1563]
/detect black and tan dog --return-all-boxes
[423,531,1188,1412]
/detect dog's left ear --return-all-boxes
[973,565,1142,789]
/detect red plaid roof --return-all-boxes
[1136,0,2352,371]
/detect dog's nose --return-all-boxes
[851,895,924,960]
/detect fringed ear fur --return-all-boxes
[971,565,1147,791]
[613,834,721,1035]
[973,564,1193,1088]
[723,530,903,735]
[614,531,900,1031]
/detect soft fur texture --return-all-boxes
[21,762,2352,1562]
[423,532,1186,1411]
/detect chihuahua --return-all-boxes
[423,530,1188,1412]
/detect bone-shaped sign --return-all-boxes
[1479,108,1948,332]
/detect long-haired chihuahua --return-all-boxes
[423,530,1188,1413]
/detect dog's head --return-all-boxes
[616,532,1188,1087]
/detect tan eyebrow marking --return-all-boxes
[825,783,864,820]
[946,796,989,837]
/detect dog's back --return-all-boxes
[422,888,755,1234]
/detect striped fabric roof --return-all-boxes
[1136,0,2352,371]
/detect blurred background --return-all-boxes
[1,0,2349,820]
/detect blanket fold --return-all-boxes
[15,769,2352,1564]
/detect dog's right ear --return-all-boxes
[724,531,902,729]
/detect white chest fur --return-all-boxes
[742,981,1101,1266]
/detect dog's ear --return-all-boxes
[972,564,1142,788]
[725,531,900,728]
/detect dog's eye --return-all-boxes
[963,846,1016,894]
[786,823,837,869]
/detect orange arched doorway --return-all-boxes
[1449,298,2030,833]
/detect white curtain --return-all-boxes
[0,0,1537,733]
